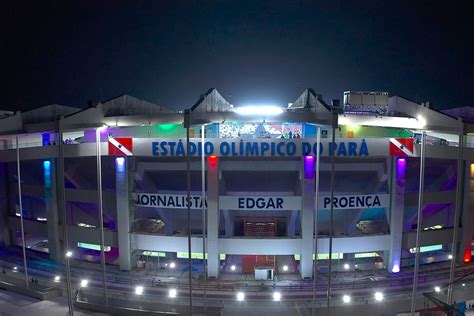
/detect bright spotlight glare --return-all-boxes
[343,263,350,270]
[135,285,144,295]
[448,254,453,260]
[283,265,289,272]
[234,105,283,116]
[54,276,61,282]
[342,294,351,303]
[462,283,466,287]
[273,292,281,301]
[169,262,176,269]
[231,265,236,271]
[65,251,73,258]
[169,288,177,298]
[237,292,245,301]
[434,286,441,293]
[374,292,384,302]
[392,264,400,273]
[80,279,89,288]
[13,266,18,271]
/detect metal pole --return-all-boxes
[16,135,29,290]
[312,126,321,316]
[201,124,207,311]
[58,129,74,316]
[447,132,464,304]
[185,110,193,315]
[411,131,426,315]
[326,114,337,315]
[95,128,108,305]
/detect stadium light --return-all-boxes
[273,292,281,301]
[282,265,289,272]
[80,279,89,288]
[135,285,144,295]
[342,294,351,303]
[237,292,245,301]
[169,288,177,298]
[54,276,61,282]
[169,262,176,269]
[234,105,283,116]
[374,292,384,302]
[343,263,350,270]
[230,265,236,271]
[434,286,441,293]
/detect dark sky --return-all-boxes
[4,0,474,111]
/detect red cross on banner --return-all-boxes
[108,137,133,156]
[389,138,414,157]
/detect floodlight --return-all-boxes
[135,285,144,295]
[273,292,281,301]
[234,105,283,116]
[374,292,384,302]
[169,288,177,298]
[237,292,245,301]
[342,294,351,303]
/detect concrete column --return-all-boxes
[0,163,11,247]
[44,160,61,261]
[388,157,406,273]
[207,156,220,278]
[300,155,315,279]
[287,210,298,237]
[116,157,132,270]
[460,161,473,264]
[223,210,233,237]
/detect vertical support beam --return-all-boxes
[388,157,406,273]
[0,163,11,247]
[116,157,131,270]
[16,135,29,289]
[223,210,233,237]
[287,210,297,237]
[95,128,108,305]
[447,133,464,303]
[207,155,219,278]
[44,160,61,262]
[411,131,426,315]
[460,161,473,264]
[301,155,315,279]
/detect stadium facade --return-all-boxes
[0,89,473,280]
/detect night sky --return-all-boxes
[4,1,474,111]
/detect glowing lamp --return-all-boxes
[392,265,400,273]
[234,105,283,116]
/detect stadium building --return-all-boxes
[0,88,472,282]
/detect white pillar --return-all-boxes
[44,160,61,262]
[207,157,220,278]
[116,157,132,270]
[388,157,406,273]
[460,161,473,264]
[300,155,315,279]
